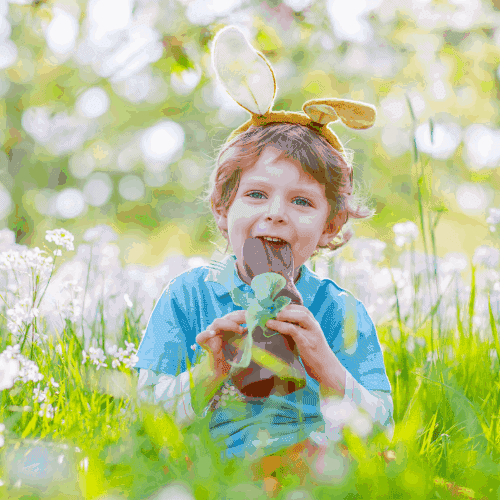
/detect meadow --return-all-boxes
[1,197,500,500]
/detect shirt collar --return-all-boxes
[204,254,322,309]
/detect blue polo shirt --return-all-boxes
[135,254,392,458]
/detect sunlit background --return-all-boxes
[1,0,500,266]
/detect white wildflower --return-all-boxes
[33,384,49,403]
[486,207,500,228]
[124,341,136,354]
[0,353,20,390]
[88,346,107,370]
[124,293,133,308]
[115,347,127,362]
[112,359,121,369]
[45,229,74,252]
[6,298,40,336]
[406,336,415,353]
[82,350,88,365]
[426,351,439,364]
[350,238,387,263]
[106,344,118,356]
[17,358,44,383]
[38,402,55,419]
[53,249,62,257]
[79,456,89,472]
[49,377,59,389]
[123,354,138,369]
[392,221,419,247]
[3,344,20,359]
[56,345,63,355]
[472,246,500,268]
[190,344,197,351]
[0,434,4,448]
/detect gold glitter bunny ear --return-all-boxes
[212,25,377,157]
[303,99,376,130]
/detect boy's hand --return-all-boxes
[196,310,248,378]
[265,305,341,387]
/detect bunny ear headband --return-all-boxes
[212,26,377,158]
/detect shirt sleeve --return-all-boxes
[316,369,394,444]
[313,285,394,443]
[134,275,198,376]
[328,290,392,393]
[137,368,197,427]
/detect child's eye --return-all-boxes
[246,191,312,207]
[247,191,265,199]
[293,197,312,207]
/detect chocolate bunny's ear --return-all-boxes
[212,26,276,116]
[303,99,376,130]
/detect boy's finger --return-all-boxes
[196,329,217,346]
[228,309,247,320]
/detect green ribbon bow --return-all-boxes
[228,271,292,373]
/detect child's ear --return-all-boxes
[318,213,343,246]
[212,205,229,233]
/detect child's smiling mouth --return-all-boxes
[257,236,289,247]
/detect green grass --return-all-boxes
[1,119,499,498]
[0,250,499,500]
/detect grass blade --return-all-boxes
[488,292,500,365]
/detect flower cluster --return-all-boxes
[82,347,107,370]
[0,344,44,390]
[486,207,500,232]
[106,341,139,369]
[472,245,500,268]
[6,298,39,336]
[0,248,53,277]
[45,229,75,252]
[392,221,419,247]
[82,342,139,370]
[0,347,21,390]
[33,377,60,404]
[58,279,83,323]
[39,402,57,419]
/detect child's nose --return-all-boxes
[266,198,286,221]
[266,196,286,216]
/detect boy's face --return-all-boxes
[215,146,342,281]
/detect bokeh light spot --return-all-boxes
[46,9,79,55]
[0,40,18,69]
[0,186,12,220]
[140,121,185,162]
[118,175,145,201]
[56,188,86,219]
[83,173,113,207]
[76,87,110,119]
